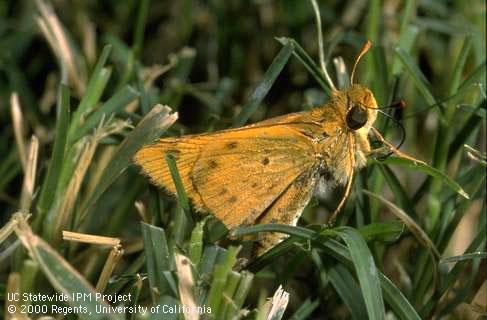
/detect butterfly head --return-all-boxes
[344,84,378,131]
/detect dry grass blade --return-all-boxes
[96,245,124,293]
[175,253,198,320]
[34,0,86,94]
[363,190,440,259]
[0,219,18,245]
[310,0,336,91]
[79,13,97,65]
[265,285,289,320]
[10,93,27,171]
[53,119,131,243]
[62,231,121,246]
[12,214,119,320]
[20,136,39,213]
[6,272,29,320]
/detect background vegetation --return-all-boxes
[0,0,485,319]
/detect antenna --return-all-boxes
[350,40,372,85]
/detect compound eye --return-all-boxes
[346,105,368,130]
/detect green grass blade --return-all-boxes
[379,273,421,320]
[392,24,419,75]
[141,222,174,301]
[447,101,484,160]
[421,226,486,318]
[164,154,191,214]
[363,190,440,259]
[328,264,368,320]
[225,271,254,319]
[394,47,437,106]
[288,298,319,320]
[232,41,294,127]
[232,224,316,239]
[457,60,486,92]
[35,84,70,228]
[277,37,331,95]
[440,252,487,264]
[68,67,112,140]
[68,44,112,136]
[380,156,469,199]
[448,36,472,97]
[377,163,419,219]
[188,217,207,266]
[207,246,240,319]
[330,227,386,320]
[358,221,404,242]
[71,85,139,142]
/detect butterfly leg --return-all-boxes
[252,172,317,256]
[370,128,425,164]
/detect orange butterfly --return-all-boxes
[134,41,419,254]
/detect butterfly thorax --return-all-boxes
[309,84,378,185]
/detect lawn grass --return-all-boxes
[0,0,485,319]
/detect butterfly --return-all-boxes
[133,41,419,254]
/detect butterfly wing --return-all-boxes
[253,170,318,255]
[191,125,318,228]
[133,123,319,228]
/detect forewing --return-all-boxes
[191,125,317,228]
[133,136,207,209]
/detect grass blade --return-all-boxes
[71,85,139,142]
[358,221,404,242]
[14,215,121,320]
[165,154,191,214]
[394,47,437,106]
[35,84,70,228]
[141,222,174,301]
[380,156,469,199]
[207,246,239,319]
[328,263,368,320]
[363,190,440,259]
[232,41,294,127]
[378,164,418,219]
[68,45,112,136]
[277,37,331,95]
[81,104,177,214]
[330,227,386,320]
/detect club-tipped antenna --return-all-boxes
[310,0,337,92]
[350,40,372,85]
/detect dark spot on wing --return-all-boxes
[251,182,258,188]
[228,195,237,203]
[208,159,218,169]
[262,157,270,165]
[226,141,238,149]
[219,188,228,195]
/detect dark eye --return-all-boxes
[346,105,368,130]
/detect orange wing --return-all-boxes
[133,123,319,228]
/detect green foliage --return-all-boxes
[0,1,485,319]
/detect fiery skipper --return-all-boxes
[133,41,419,254]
